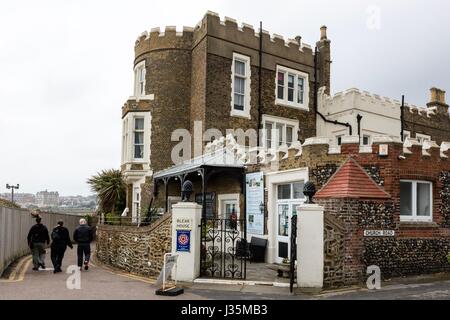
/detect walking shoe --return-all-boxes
[84,261,89,271]
[32,267,39,271]
[39,263,46,270]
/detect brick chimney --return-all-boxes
[427,87,449,114]
[320,26,327,40]
[316,25,331,94]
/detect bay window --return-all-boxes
[400,180,433,222]
[231,53,251,119]
[276,65,309,110]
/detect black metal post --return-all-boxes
[401,95,405,142]
[357,114,363,144]
[6,184,19,203]
[257,21,263,148]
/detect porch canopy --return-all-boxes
[153,148,246,217]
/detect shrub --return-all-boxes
[104,212,121,225]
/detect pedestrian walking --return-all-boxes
[50,220,73,273]
[27,217,50,271]
[73,218,93,271]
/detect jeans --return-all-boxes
[51,244,67,270]
[77,243,91,267]
[31,242,46,268]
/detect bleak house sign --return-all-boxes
[175,218,192,230]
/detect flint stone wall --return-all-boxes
[96,213,172,277]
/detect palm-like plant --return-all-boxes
[87,169,126,214]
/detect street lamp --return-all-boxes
[6,184,19,203]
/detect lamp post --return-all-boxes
[6,184,20,203]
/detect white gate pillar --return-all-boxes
[171,202,202,282]
[297,203,324,288]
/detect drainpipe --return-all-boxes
[257,21,263,148]
[357,114,363,143]
[314,46,352,136]
[400,95,405,142]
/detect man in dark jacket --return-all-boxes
[50,220,73,273]
[27,217,50,270]
[73,218,93,271]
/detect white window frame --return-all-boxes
[415,133,431,145]
[400,180,433,223]
[133,117,145,161]
[121,112,151,165]
[132,185,141,223]
[336,135,344,146]
[122,118,129,164]
[262,115,299,149]
[134,60,146,97]
[275,65,309,111]
[231,53,251,119]
[361,134,371,146]
[218,193,241,219]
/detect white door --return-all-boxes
[276,182,305,264]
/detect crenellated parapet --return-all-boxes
[319,87,438,120]
[134,10,316,65]
[134,26,194,60]
[204,134,450,170]
[198,11,314,62]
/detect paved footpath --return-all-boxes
[2,245,450,300]
[0,245,205,300]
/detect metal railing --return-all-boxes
[99,214,164,227]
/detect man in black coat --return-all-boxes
[50,220,73,273]
[27,217,50,270]
[73,218,93,271]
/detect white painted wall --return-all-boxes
[297,204,324,288]
[316,87,434,145]
[171,202,202,282]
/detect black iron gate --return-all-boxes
[200,217,247,279]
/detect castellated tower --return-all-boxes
[120,11,330,216]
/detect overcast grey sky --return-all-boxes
[0,0,449,196]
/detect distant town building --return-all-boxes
[0,192,36,207]
[36,190,59,208]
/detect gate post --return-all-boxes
[171,202,203,282]
[297,203,324,289]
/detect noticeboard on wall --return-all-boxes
[246,172,264,235]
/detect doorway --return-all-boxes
[275,182,304,263]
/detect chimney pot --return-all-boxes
[430,87,446,105]
[295,36,302,46]
[320,26,327,40]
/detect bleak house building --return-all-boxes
[121,11,330,218]
[112,11,450,286]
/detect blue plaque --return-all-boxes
[176,230,191,252]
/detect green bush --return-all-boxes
[104,212,121,225]
[447,253,450,264]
